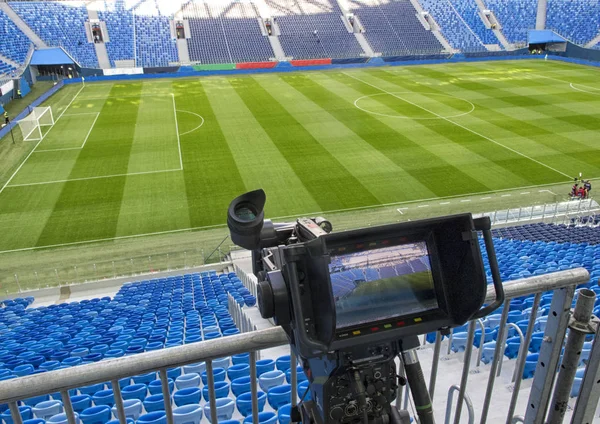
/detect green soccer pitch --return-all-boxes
[0,59,599,254]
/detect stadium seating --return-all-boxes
[9,1,97,68]
[97,0,134,67]
[184,1,273,64]
[0,59,17,78]
[546,0,600,45]
[268,0,364,59]
[484,0,536,45]
[451,0,498,46]
[492,221,600,245]
[0,8,31,65]
[133,0,179,68]
[418,0,486,52]
[347,0,443,56]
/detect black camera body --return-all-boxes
[227,189,504,424]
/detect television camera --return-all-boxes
[227,190,504,424]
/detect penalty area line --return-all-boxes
[0,83,86,195]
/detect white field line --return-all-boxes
[35,147,82,153]
[80,112,100,149]
[1,177,597,254]
[0,84,86,195]
[178,110,205,136]
[62,112,100,116]
[569,82,600,96]
[7,169,182,188]
[171,94,183,170]
[343,72,573,180]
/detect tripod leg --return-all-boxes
[402,350,435,424]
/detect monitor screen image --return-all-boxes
[328,241,438,330]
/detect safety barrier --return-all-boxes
[290,59,331,67]
[0,268,593,424]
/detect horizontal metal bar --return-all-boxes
[484,268,587,302]
[0,269,589,403]
[0,326,288,403]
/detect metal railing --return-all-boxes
[0,268,592,424]
[474,199,600,227]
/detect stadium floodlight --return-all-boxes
[17,106,54,142]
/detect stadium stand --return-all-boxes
[8,1,96,68]
[97,0,135,67]
[451,0,498,46]
[0,271,283,420]
[0,59,17,77]
[546,0,600,45]
[0,8,31,65]
[133,0,179,68]
[418,0,486,52]
[267,0,364,59]
[347,0,443,56]
[183,1,273,64]
[492,221,600,245]
[484,0,536,45]
[206,2,274,63]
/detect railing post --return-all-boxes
[453,320,477,424]
[445,385,474,424]
[205,360,218,424]
[249,351,259,424]
[428,331,442,400]
[8,402,22,424]
[571,302,600,423]
[112,379,128,424]
[159,368,175,424]
[524,286,576,424]
[290,350,298,406]
[547,289,597,424]
[481,299,510,423]
[61,389,78,424]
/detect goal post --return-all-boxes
[17,106,54,141]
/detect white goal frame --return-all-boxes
[18,106,55,141]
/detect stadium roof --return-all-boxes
[30,48,74,66]
[528,30,566,44]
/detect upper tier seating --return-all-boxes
[484,0,536,45]
[268,0,364,59]
[451,0,498,45]
[134,0,179,67]
[418,0,486,52]
[347,0,443,56]
[184,1,274,64]
[492,221,600,245]
[0,8,31,65]
[9,1,96,67]
[97,0,135,67]
[546,0,600,45]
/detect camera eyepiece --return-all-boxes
[227,189,266,250]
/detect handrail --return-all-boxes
[0,326,288,403]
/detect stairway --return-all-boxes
[0,52,20,69]
[585,33,600,48]
[0,2,47,48]
[354,33,375,57]
[176,38,191,64]
[85,3,110,69]
[410,0,455,52]
[268,36,287,61]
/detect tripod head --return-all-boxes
[227,189,504,423]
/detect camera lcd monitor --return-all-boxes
[328,241,438,330]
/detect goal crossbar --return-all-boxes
[17,106,54,141]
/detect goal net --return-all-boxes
[17,106,54,141]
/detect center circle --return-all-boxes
[354,92,475,119]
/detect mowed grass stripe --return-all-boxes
[316,72,529,192]
[231,76,379,211]
[172,79,246,227]
[257,74,436,203]
[35,84,143,247]
[0,185,65,250]
[403,65,600,175]
[286,72,490,196]
[116,82,191,237]
[203,77,321,217]
[348,69,567,185]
